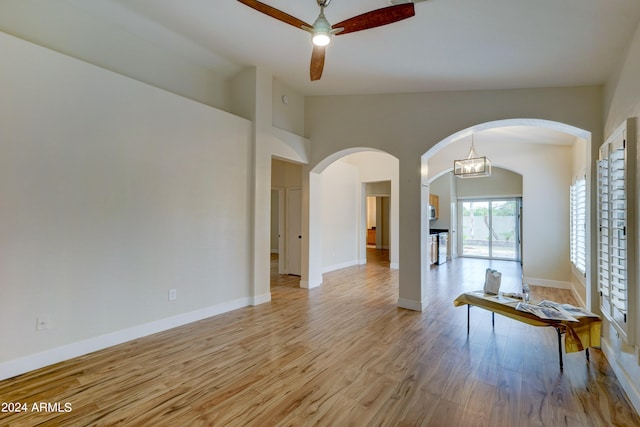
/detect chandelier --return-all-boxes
[453,135,491,178]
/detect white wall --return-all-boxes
[272,78,305,136]
[602,20,640,414]
[0,32,253,377]
[0,1,236,111]
[321,161,359,272]
[455,167,523,199]
[366,181,392,195]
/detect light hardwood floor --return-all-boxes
[1,250,638,426]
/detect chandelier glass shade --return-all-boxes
[453,136,492,178]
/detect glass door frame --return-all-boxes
[457,197,522,261]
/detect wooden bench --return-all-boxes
[454,291,601,371]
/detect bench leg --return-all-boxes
[466,305,494,333]
[555,327,563,372]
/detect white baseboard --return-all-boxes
[0,297,253,381]
[322,260,359,274]
[251,293,271,306]
[361,258,397,269]
[397,297,425,312]
[601,338,640,416]
[569,270,587,307]
[300,278,322,289]
[523,276,572,289]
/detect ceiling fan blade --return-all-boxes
[310,45,326,81]
[237,0,311,30]
[332,3,415,35]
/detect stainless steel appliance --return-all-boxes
[429,234,438,265]
[428,229,448,265]
[437,232,448,265]
[428,205,437,220]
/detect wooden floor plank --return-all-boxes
[488,367,522,427]
[0,251,638,426]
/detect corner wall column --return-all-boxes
[301,170,323,288]
[397,155,428,311]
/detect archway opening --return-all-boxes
[304,148,399,289]
[421,119,592,308]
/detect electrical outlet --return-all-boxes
[168,289,177,301]
[36,315,49,331]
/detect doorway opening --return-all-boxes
[271,158,303,288]
[366,195,390,264]
[458,198,522,261]
[365,180,391,265]
[366,196,389,248]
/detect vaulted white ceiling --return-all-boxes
[60,0,640,96]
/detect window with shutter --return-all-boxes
[570,177,586,274]
[597,119,636,345]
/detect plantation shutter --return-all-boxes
[570,177,586,274]
[597,120,635,344]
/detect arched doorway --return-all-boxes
[422,119,592,308]
[302,149,399,288]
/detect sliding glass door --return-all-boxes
[459,198,521,260]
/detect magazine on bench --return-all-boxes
[515,301,579,322]
[537,300,599,318]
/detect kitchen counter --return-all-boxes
[429,228,449,234]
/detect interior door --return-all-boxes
[286,188,302,276]
[275,188,286,274]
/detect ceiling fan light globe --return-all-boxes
[312,33,331,46]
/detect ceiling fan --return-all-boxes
[237,0,416,81]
